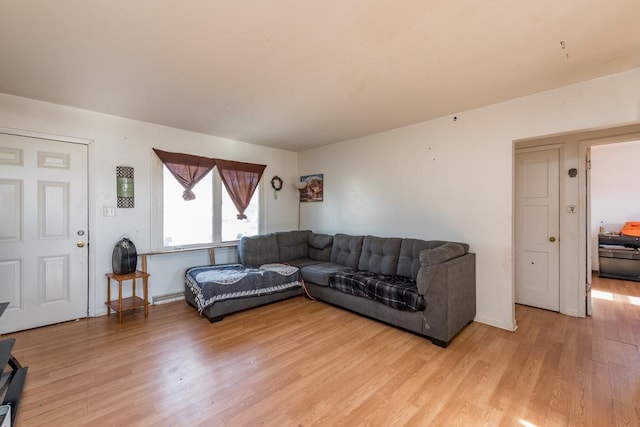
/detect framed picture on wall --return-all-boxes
[299,173,323,202]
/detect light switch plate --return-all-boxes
[103,206,116,217]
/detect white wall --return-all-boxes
[590,140,640,269]
[3,68,640,329]
[0,93,300,316]
[298,68,640,331]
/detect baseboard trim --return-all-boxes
[474,315,517,332]
[152,291,185,305]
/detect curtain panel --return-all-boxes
[152,148,216,200]
[214,159,266,220]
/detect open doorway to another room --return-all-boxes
[515,124,640,322]
[589,140,640,306]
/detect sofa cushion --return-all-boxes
[358,236,402,276]
[300,262,353,287]
[308,233,333,261]
[238,233,280,267]
[397,239,448,280]
[276,230,311,262]
[286,258,324,269]
[330,234,365,269]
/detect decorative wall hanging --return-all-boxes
[116,166,135,208]
[270,175,283,199]
[299,173,323,202]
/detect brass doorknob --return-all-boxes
[549,237,556,242]
[77,241,86,248]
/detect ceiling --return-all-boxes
[1,1,639,152]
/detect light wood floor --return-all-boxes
[5,276,640,426]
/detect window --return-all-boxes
[159,164,260,248]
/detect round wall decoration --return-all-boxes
[270,175,283,191]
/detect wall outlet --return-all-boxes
[103,206,116,217]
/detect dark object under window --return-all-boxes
[112,238,138,274]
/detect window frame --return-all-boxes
[152,158,264,250]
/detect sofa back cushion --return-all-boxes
[358,236,402,276]
[397,239,447,279]
[308,232,333,261]
[238,233,280,267]
[276,230,311,261]
[330,234,364,269]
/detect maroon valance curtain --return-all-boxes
[153,148,216,200]
[214,158,266,220]
[153,148,266,220]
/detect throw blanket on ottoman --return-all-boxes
[330,272,426,312]
[186,263,302,313]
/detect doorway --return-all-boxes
[589,140,640,270]
[0,133,89,333]
[514,123,640,319]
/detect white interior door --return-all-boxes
[0,134,88,333]
[515,147,560,311]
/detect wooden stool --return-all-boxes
[105,270,150,323]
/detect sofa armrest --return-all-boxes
[416,242,467,294]
[418,252,476,345]
[419,242,468,266]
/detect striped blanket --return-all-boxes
[185,263,302,313]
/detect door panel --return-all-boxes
[40,255,69,303]
[515,147,560,311]
[0,260,21,310]
[40,181,69,238]
[0,179,21,241]
[0,134,88,333]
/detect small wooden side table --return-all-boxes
[105,270,150,323]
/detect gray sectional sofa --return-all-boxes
[186,230,476,347]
